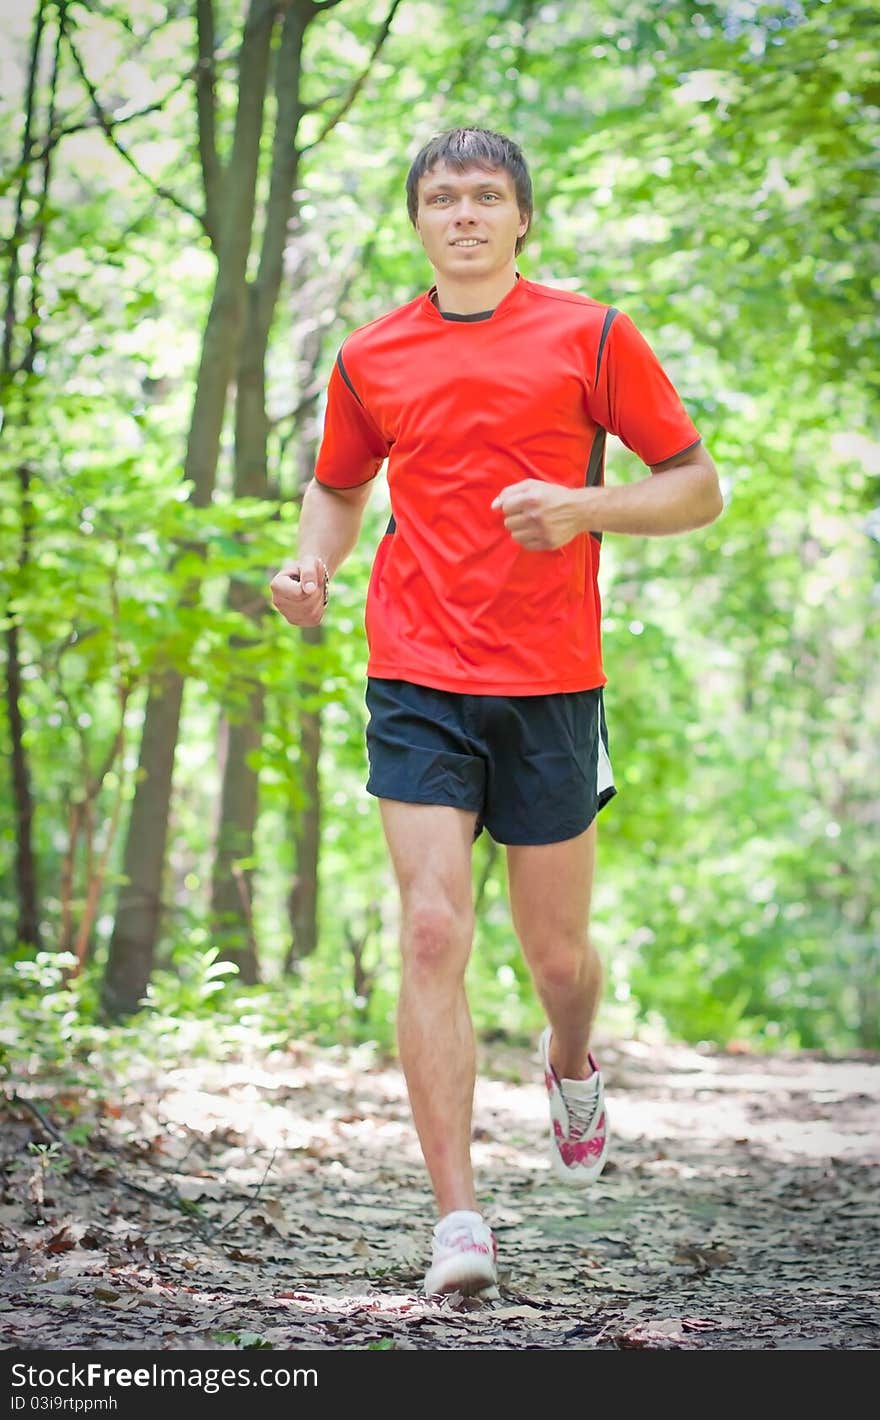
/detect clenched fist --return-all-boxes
[491,479,585,551]
[270,555,329,627]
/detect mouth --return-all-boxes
[450,238,486,248]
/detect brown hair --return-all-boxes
[405,128,533,254]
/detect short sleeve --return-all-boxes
[314,351,391,489]
[588,311,701,467]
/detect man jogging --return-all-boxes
[271,127,723,1298]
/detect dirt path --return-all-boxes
[2,1037,878,1350]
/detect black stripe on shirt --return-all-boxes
[585,427,607,489]
[584,426,607,546]
[336,349,363,405]
[594,307,618,386]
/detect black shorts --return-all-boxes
[365,678,616,846]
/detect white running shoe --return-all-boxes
[423,1209,498,1296]
[539,1027,609,1185]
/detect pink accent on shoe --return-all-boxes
[554,1113,606,1166]
[540,1027,610,1186]
[423,1211,498,1296]
[436,1232,494,1259]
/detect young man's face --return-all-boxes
[414,162,529,280]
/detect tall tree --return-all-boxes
[102,0,283,1015]
[104,0,401,1008]
[208,1,401,979]
[2,0,64,949]
[207,1,311,982]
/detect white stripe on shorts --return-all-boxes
[597,696,614,798]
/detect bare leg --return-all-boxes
[506,822,601,1079]
[378,799,479,1216]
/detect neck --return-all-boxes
[432,262,519,315]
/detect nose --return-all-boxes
[453,199,478,223]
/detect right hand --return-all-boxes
[270,556,328,627]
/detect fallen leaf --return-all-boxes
[175,1177,225,1201]
[491,1306,546,1321]
[45,1227,77,1255]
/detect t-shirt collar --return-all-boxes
[423,273,524,324]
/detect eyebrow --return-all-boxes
[422,178,507,193]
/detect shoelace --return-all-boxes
[565,1085,601,1139]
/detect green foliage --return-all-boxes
[211,1332,274,1350]
[147,945,240,1015]
[0,0,877,1053]
[24,1140,70,1179]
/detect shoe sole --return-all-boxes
[424,1254,498,1297]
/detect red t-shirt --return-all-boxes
[315,276,700,695]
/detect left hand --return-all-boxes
[491,479,584,551]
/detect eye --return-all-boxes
[480,193,500,202]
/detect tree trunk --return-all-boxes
[102,0,279,1017]
[101,670,184,1015]
[5,620,41,947]
[210,691,264,978]
[2,0,61,950]
[210,0,402,974]
[210,2,308,979]
[286,622,323,966]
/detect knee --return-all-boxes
[402,900,471,976]
[526,933,594,993]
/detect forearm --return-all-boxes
[297,477,371,575]
[575,461,723,536]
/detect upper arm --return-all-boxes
[312,475,374,509]
[650,441,715,475]
[314,350,390,491]
[649,440,724,523]
[588,311,701,469]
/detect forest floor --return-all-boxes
[2,1033,879,1352]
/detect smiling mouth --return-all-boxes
[450,238,486,247]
